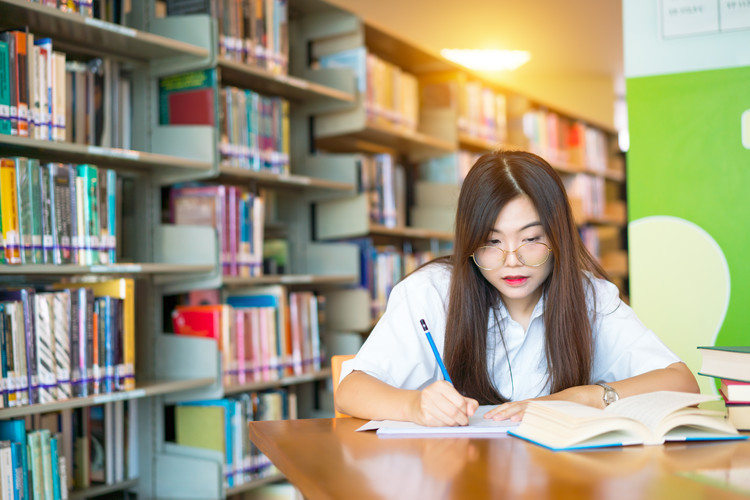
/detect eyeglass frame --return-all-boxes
[470,241,552,270]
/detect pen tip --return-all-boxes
[420,319,427,331]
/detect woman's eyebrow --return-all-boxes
[490,221,542,234]
[520,221,542,231]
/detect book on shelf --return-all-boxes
[508,391,745,451]
[55,278,135,392]
[159,68,217,126]
[698,345,750,382]
[0,38,12,136]
[0,158,21,264]
[0,419,31,500]
[226,286,289,379]
[171,303,234,385]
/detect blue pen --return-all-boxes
[420,319,453,384]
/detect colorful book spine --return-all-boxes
[0,39,11,136]
[34,38,53,141]
[52,52,66,142]
[50,163,72,264]
[0,441,13,500]
[12,31,29,138]
[27,431,43,500]
[0,158,21,264]
[40,429,54,500]
[0,304,6,408]
[50,436,61,500]
[39,163,56,263]
[17,158,44,264]
[0,419,29,500]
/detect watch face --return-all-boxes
[603,389,619,405]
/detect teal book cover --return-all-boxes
[0,420,29,500]
[0,39,11,135]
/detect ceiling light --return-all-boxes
[440,49,531,71]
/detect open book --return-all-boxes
[357,406,519,437]
[509,391,747,451]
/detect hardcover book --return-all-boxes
[698,345,750,382]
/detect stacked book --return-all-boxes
[698,345,750,430]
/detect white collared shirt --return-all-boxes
[340,263,681,401]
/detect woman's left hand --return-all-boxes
[483,384,602,422]
[483,399,536,422]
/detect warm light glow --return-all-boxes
[441,49,531,71]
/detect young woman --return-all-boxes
[335,150,698,426]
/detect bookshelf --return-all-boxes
[0,0,628,498]
[0,0,216,497]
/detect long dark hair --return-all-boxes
[442,150,605,404]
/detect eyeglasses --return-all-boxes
[471,242,551,270]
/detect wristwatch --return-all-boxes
[596,382,619,406]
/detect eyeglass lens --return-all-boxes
[473,242,550,269]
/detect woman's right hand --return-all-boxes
[410,381,479,427]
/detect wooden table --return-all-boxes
[248,418,750,500]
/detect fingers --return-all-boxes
[465,398,479,417]
[418,381,473,426]
[484,401,528,422]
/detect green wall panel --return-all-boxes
[627,66,750,390]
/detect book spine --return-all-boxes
[39,430,53,500]
[27,431,43,500]
[12,32,28,138]
[34,294,57,403]
[0,159,21,264]
[69,289,83,398]
[0,40,11,136]
[11,441,23,500]
[26,159,43,264]
[52,52,66,142]
[105,169,117,264]
[51,164,71,264]
[14,157,32,264]
[0,442,13,500]
[67,166,79,264]
[52,291,71,401]
[50,436,60,500]
[39,163,55,264]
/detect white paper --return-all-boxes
[356,405,519,437]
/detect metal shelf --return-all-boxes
[0,0,208,62]
[0,378,215,419]
[0,135,213,176]
[0,263,215,276]
[69,479,139,500]
[223,368,332,395]
[218,58,355,104]
[316,119,456,158]
[218,165,355,191]
[369,224,453,241]
[221,274,357,287]
[225,473,285,497]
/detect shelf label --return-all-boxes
[721,0,750,30]
[281,275,313,283]
[94,388,146,404]
[91,264,143,273]
[84,17,137,37]
[661,0,720,37]
[88,146,140,160]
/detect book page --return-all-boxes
[605,391,716,430]
[356,405,519,437]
